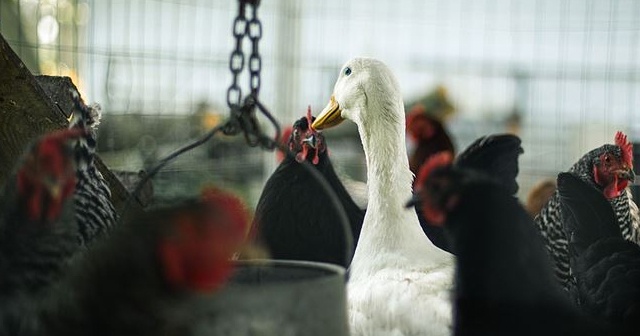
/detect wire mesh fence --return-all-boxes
[1,0,639,205]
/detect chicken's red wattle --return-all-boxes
[295,144,309,163]
[602,175,628,199]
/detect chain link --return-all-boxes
[247,3,262,96]
[226,0,263,108]
[224,0,278,149]
[226,1,247,109]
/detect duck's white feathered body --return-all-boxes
[313,58,454,336]
[349,265,453,336]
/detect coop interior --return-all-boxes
[1,0,639,335]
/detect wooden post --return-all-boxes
[0,33,141,213]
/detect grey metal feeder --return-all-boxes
[193,259,350,336]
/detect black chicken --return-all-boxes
[535,131,639,292]
[406,104,455,177]
[414,133,524,253]
[453,134,523,195]
[26,187,249,336]
[251,109,365,268]
[0,128,86,296]
[0,128,86,335]
[408,157,621,336]
[558,173,640,331]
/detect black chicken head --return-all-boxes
[287,107,327,165]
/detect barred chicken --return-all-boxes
[13,187,248,336]
[68,90,118,246]
[558,173,640,332]
[0,128,85,334]
[534,131,639,292]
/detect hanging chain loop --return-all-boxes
[224,0,278,149]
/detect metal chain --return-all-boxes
[125,0,296,220]
[125,0,349,264]
[247,3,262,97]
[226,0,247,109]
[224,0,279,150]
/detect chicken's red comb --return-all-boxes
[18,128,84,222]
[615,131,634,168]
[159,216,234,292]
[281,126,294,145]
[415,151,454,189]
[299,106,321,165]
[306,105,314,129]
[406,104,426,129]
[408,103,426,117]
[200,186,250,236]
[406,104,437,141]
[277,126,293,162]
[159,188,250,292]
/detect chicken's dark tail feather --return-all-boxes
[454,134,523,195]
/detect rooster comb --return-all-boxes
[306,106,313,128]
[281,126,293,145]
[406,104,426,123]
[614,131,634,168]
[415,151,454,189]
[200,186,249,235]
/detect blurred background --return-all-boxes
[1,0,639,207]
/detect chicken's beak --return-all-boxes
[302,134,317,149]
[405,193,421,209]
[47,184,62,201]
[617,167,636,182]
[312,95,344,130]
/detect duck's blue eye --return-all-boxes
[344,67,352,76]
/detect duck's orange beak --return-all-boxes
[312,95,344,130]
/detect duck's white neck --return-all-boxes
[360,105,414,207]
[352,94,423,253]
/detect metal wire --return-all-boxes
[119,121,226,219]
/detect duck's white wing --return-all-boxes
[340,176,368,209]
[348,266,454,336]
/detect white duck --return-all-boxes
[312,57,454,335]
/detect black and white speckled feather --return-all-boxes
[0,133,83,335]
[0,178,79,297]
[68,91,118,247]
[558,173,640,331]
[534,144,640,292]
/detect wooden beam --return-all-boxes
[0,33,141,213]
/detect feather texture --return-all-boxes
[251,115,364,268]
[534,136,640,292]
[314,57,454,336]
[68,90,118,247]
[0,129,83,335]
[415,167,616,336]
[558,173,640,332]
